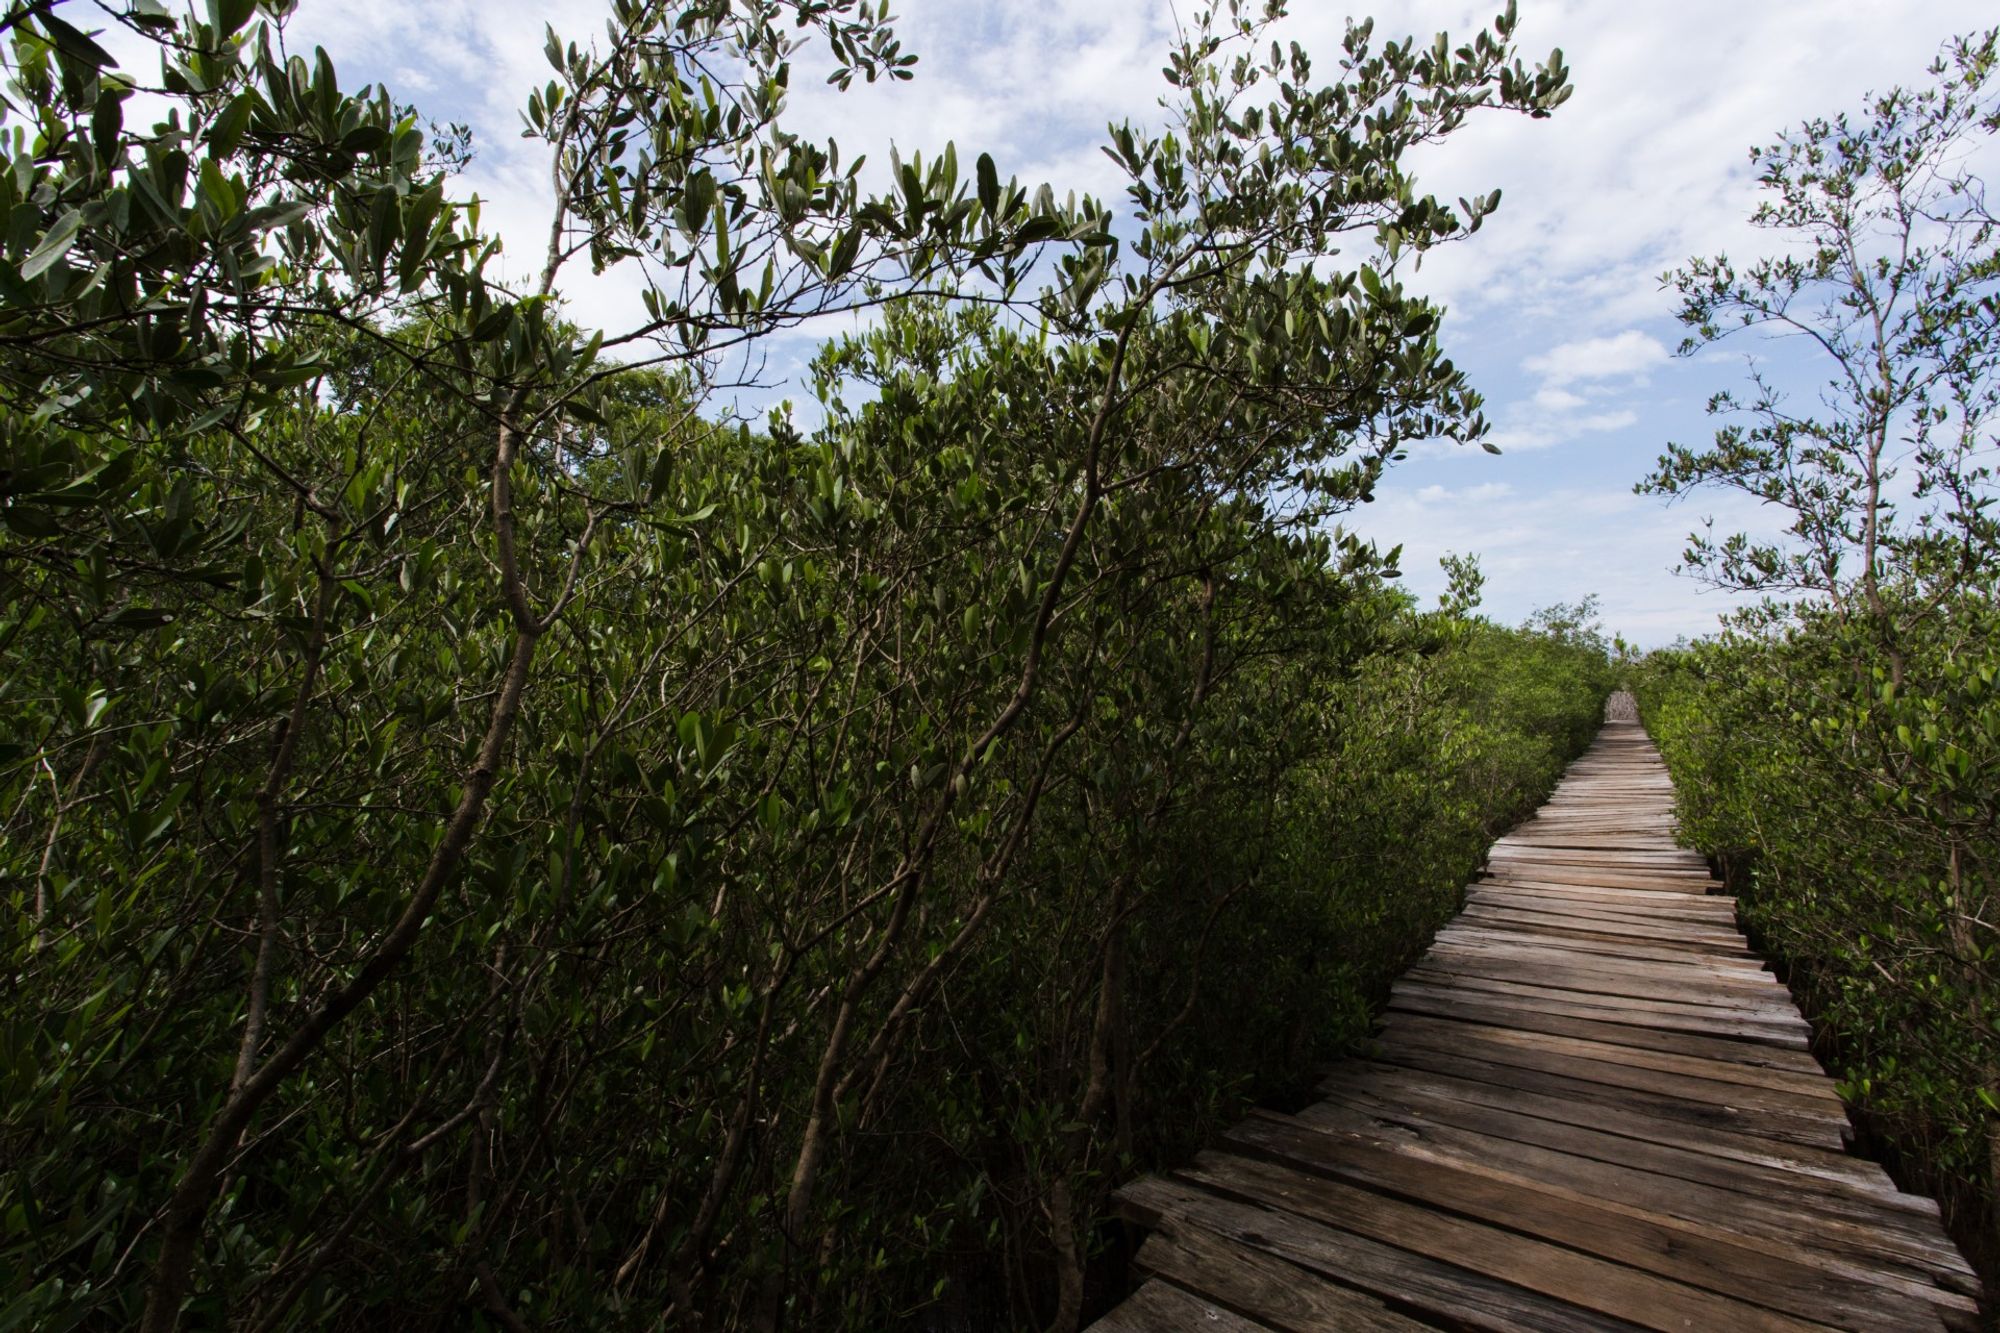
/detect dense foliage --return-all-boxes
[1636,28,2000,1289]
[1635,601,2000,1281]
[0,0,1596,1327]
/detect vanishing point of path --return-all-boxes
[1089,695,1981,1332]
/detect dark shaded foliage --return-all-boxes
[0,1,1586,1327]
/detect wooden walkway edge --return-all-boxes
[1088,698,1982,1332]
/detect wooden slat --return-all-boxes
[1320,1061,1900,1196]
[1480,864,1723,891]
[1085,704,1980,1332]
[1113,1174,1644,1333]
[1409,953,1808,1017]
[1369,1034,1851,1151]
[1311,1072,1929,1218]
[1088,1279,1276,1332]
[1438,926,1766,972]
[1376,1012,1846,1106]
[1271,1103,1972,1300]
[1398,966,1813,1044]
[1221,1112,1950,1330]
[1133,1228,1431,1332]
[1386,982,1826,1072]
[1176,1151,1837,1332]
[1462,896,1748,939]
[1475,878,1738,912]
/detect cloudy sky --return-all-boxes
[269,0,1994,644]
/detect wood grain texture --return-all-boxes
[1085,697,1981,1332]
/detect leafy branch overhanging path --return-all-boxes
[1088,695,1981,1332]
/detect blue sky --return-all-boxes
[272,0,1997,644]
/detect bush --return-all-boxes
[1634,594,2000,1288]
[0,2,1579,1326]
[791,588,1614,1327]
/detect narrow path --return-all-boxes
[1089,697,1981,1332]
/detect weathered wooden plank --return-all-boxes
[1378,1012,1845,1104]
[1116,1174,1640,1333]
[1176,1151,1838,1332]
[1279,1100,1976,1299]
[1393,975,1811,1049]
[1423,938,1793,997]
[1462,893,1746,935]
[1510,824,1691,838]
[1387,981,1826,1071]
[1465,898,1742,935]
[1410,952,1807,1015]
[1487,846,1714,869]
[1083,1277,1277,1332]
[1221,1111,1955,1330]
[1446,917,1758,965]
[1474,878,1738,912]
[1132,1228,1432,1332]
[1311,1072,1942,1225]
[1370,1015,1850,1149]
[1463,887,1741,925]
[1442,922,1762,971]
[1384,1008,1848,1112]
[1480,864,1723,890]
[1399,966,1812,1042]
[1489,844,1710,862]
[1319,1061,1899,1195]
[1431,938,1776,979]
[1464,892,1744,924]
[1464,888,1744,928]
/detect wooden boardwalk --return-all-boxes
[1090,703,1981,1332]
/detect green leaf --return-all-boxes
[341,125,391,154]
[472,307,513,341]
[828,224,862,279]
[206,94,256,159]
[2,506,61,537]
[211,0,257,36]
[976,152,1000,214]
[680,170,717,236]
[198,159,238,222]
[1014,216,1062,246]
[21,212,83,280]
[38,13,117,69]
[92,89,126,164]
[107,607,176,630]
[240,199,312,234]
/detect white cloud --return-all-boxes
[1523,331,1671,386]
[1470,403,1640,457]
[1416,482,1514,505]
